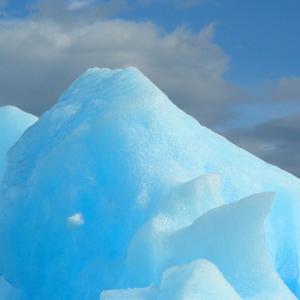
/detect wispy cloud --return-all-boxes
[180,0,205,9]
[30,0,127,23]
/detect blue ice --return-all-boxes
[0,68,299,299]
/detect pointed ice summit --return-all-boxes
[0,67,299,300]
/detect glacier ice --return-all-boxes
[0,106,37,180]
[0,67,300,299]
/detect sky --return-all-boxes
[0,0,299,177]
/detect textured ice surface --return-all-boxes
[0,106,37,180]
[100,260,242,300]
[0,67,300,299]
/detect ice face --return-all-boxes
[0,106,37,180]
[100,260,242,300]
[0,67,299,299]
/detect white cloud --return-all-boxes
[0,17,243,126]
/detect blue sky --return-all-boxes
[0,0,300,176]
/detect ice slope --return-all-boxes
[0,67,299,299]
[0,106,37,180]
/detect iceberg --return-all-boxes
[0,67,299,299]
[0,106,37,180]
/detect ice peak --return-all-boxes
[57,66,161,106]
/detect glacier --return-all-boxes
[0,67,299,299]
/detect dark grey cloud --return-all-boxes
[225,113,300,178]
[134,0,205,9]
[0,16,243,126]
[268,77,300,102]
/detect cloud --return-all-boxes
[268,77,300,101]
[225,113,300,178]
[30,0,127,23]
[134,0,205,9]
[68,0,92,11]
[0,0,6,15]
[0,16,243,126]
[180,0,205,9]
